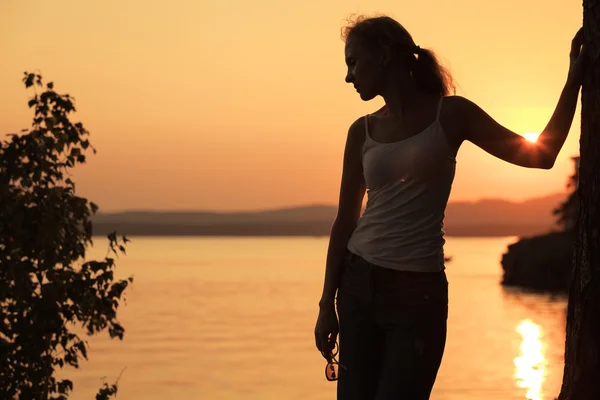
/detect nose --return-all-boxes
[345,69,353,84]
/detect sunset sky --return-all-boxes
[1,0,583,212]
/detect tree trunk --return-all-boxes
[558,2,600,399]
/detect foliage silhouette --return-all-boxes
[0,73,132,399]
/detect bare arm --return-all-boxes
[458,29,585,169]
[318,118,366,307]
[458,80,580,169]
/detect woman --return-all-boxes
[314,15,585,400]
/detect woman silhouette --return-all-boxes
[314,15,585,400]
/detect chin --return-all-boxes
[359,91,377,101]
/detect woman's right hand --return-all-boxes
[314,301,339,360]
[567,27,587,86]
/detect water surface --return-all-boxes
[64,236,567,400]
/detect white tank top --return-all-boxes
[347,97,456,272]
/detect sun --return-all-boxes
[523,132,540,143]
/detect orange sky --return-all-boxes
[0,0,583,211]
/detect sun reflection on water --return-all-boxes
[514,319,547,400]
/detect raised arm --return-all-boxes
[458,28,585,169]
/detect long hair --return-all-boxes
[341,15,455,96]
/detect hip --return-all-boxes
[338,251,448,310]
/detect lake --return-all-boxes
[64,236,568,400]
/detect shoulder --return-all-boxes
[440,95,495,132]
[440,95,475,114]
[347,106,386,137]
[347,116,367,143]
[340,117,368,158]
[441,95,486,123]
[439,95,481,144]
[440,96,481,136]
[349,115,366,132]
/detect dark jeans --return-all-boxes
[336,252,448,400]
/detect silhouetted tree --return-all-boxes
[0,73,131,399]
[558,3,600,399]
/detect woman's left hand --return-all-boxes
[568,27,587,86]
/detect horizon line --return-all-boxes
[94,191,567,215]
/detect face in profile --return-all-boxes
[344,35,384,101]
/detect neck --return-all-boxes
[380,76,432,119]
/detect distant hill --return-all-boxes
[91,193,565,237]
[443,192,564,236]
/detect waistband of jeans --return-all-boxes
[346,251,447,281]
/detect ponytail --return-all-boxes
[412,47,455,96]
